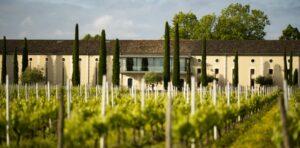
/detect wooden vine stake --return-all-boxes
[191,76,196,148]
[283,80,288,111]
[141,79,145,109]
[84,84,88,102]
[166,82,172,148]
[66,80,71,119]
[57,85,64,148]
[100,75,107,148]
[17,84,20,100]
[25,84,28,101]
[226,82,230,106]
[278,93,291,148]
[6,75,10,146]
[105,82,109,106]
[213,80,218,140]
[237,85,241,121]
[47,81,50,101]
[36,83,39,99]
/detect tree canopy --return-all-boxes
[170,3,270,40]
[279,24,300,40]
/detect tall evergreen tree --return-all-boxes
[72,24,80,86]
[186,58,191,87]
[1,36,7,84]
[288,51,293,85]
[163,22,171,90]
[293,69,298,86]
[200,37,208,86]
[172,23,180,89]
[98,30,107,85]
[233,49,239,87]
[112,39,120,87]
[283,48,288,81]
[22,37,28,73]
[13,47,19,84]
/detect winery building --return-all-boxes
[1,40,300,88]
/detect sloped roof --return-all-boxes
[1,39,300,56]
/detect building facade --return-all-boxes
[0,40,300,89]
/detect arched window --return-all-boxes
[127,78,133,88]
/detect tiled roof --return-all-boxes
[1,39,300,56]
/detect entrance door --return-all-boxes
[128,78,133,88]
[250,79,255,87]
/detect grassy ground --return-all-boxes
[214,102,278,148]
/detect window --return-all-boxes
[62,58,65,61]
[141,58,149,71]
[215,59,219,63]
[95,58,98,61]
[126,58,133,71]
[29,58,32,61]
[198,59,201,63]
[215,68,219,74]
[127,78,133,88]
[197,68,201,74]
[269,69,273,75]
[45,58,48,61]
[250,69,255,75]
[269,59,273,63]
[79,58,82,61]
[251,59,255,63]
[251,79,255,87]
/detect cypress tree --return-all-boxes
[288,51,293,85]
[98,30,107,85]
[112,39,120,87]
[200,37,208,86]
[1,36,7,84]
[72,24,80,86]
[186,59,191,87]
[163,22,170,90]
[283,48,288,81]
[293,69,298,86]
[13,47,19,84]
[233,49,239,87]
[22,37,28,73]
[172,23,180,89]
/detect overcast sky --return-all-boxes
[0,0,299,40]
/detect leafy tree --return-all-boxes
[141,58,148,71]
[172,23,180,89]
[284,48,288,81]
[1,36,6,84]
[163,22,171,90]
[112,39,120,87]
[186,59,191,87]
[200,38,208,86]
[98,30,107,85]
[82,34,92,40]
[293,69,298,86]
[13,47,19,84]
[82,34,101,40]
[22,38,28,73]
[170,12,199,39]
[207,75,217,83]
[21,68,45,84]
[72,24,80,86]
[215,3,270,40]
[289,51,293,85]
[255,76,273,86]
[144,72,162,85]
[279,24,300,40]
[232,49,239,87]
[170,3,270,40]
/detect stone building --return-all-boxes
[0,39,300,89]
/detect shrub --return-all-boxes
[144,72,162,85]
[255,76,273,86]
[21,68,45,84]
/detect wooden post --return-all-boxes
[66,80,70,119]
[47,81,50,101]
[278,94,291,148]
[283,80,288,111]
[191,76,196,114]
[25,84,28,101]
[105,82,109,106]
[166,82,172,148]
[57,86,64,148]
[200,84,203,104]
[6,75,10,146]
[84,84,88,102]
[36,83,39,99]
[17,84,20,100]
[213,80,218,140]
[100,76,106,148]
[141,79,145,109]
[226,82,230,106]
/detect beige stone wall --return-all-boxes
[0,54,299,88]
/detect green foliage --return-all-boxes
[279,24,300,40]
[98,30,107,85]
[288,51,293,86]
[207,75,217,83]
[112,39,120,87]
[21,68,45,84]
[163,22,171,90]
[144,72,162,85]
[82,34,101,40]
[293,69,298,86]
[13,47,19,84]
[22,38,28,73]
[172,23,180,89]
[200,38,208,86]
[72,24,80,86]
[233,49,239,87]
[170,3,270,40]
[1,36,6,84]
[255,76,273,86]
